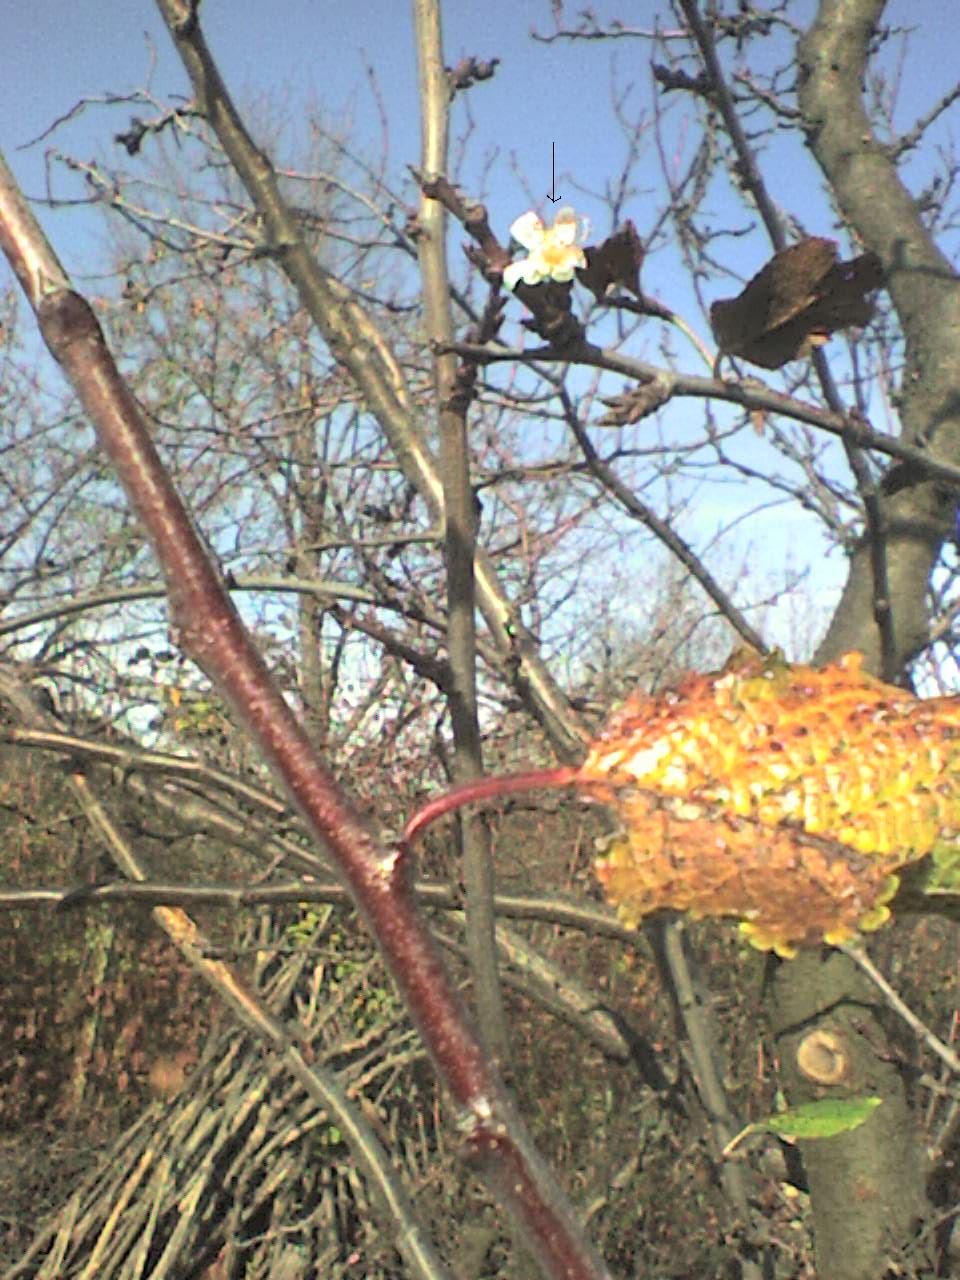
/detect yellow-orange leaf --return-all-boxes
[579,650,960,955]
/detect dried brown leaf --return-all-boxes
[577,221,645,301]
[710,237,883,370]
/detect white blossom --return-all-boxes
[502,208,588,290]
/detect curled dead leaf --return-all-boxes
[580,649,960,955]
[577,221,645,301]
[710,237,883,370]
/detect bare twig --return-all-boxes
[840,944,960,1077]
[890,80,960,159]
[413,0,510,1065]
[558,387,766,651]
[153,0,585,762]
[436,337,960,490]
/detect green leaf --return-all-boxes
[892,856,960,924]
[722,1096,882,1158]
[763,1097,881,1141]
[921,844,960,895]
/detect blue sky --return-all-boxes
[7,1,697,266]
[7,2,954,263]
[3,2,959,657]
[6,2,822,264]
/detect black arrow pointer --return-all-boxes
[546,142,561,203]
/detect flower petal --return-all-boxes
[551,209,578,246]
[549,262,577,282]
[503,259,531,290]
[552,209,590,246]
[509,211,545,250]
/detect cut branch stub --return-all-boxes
[710,237,883,369]
[796,1030,851,1086]
[446,55,500,95]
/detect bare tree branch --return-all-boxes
[0,95,613,1280]
[413,0,510,1065]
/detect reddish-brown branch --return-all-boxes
[32,284,491,1101]
[402,767,580,852]
[0,141,614,1279]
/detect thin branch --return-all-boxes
[0,575,377,638]
[890,80,960,159]
[445,335,960,488]
[658,923,762,1251]
[676,0,788,248]
[413,0,510,1064]
[0,877,644,945]
[558,387,766,651]
[153,0,585,762]
[840,944,960,1077]
[678,0,898,675]
[439,338,960,490]
[1,724,293,818]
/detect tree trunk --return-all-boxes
[767,1,960,1273]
